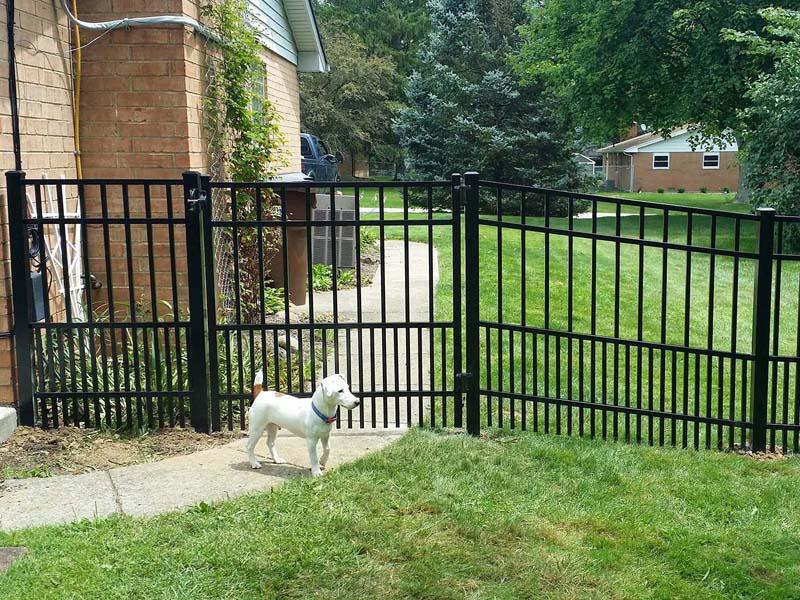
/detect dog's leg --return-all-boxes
[307,437,322,477]
[266,423,286,464]
[319,432,331,469]
[246,411,268,469]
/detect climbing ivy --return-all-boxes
[202,0,286,323]
[202,0,284,182]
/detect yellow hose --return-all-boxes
[70,0,82,179]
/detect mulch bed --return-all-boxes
[0,427,244,480]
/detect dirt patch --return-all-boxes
[0,427,244,480]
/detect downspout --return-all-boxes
[7,0,22,171]
[70,0,82,178]
[58,0,220,42]
[2,0,21,341]
[625,151,634,192]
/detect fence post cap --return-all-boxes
[755,207,776,215]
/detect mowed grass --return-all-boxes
[1,430,799,599]
[597,191,746,213]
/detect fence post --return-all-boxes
[183,171,210,433]
[451,173,464,428]
[6,170,34,426]
[750,207,775,452]
[464,171,481,436]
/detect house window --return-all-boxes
[652,154,670,169]
[703,153,720,169]
[249,62,268,117]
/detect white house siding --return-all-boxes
[637,131,738,154]
[248,0,299,65]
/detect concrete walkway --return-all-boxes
[0,430,401,531]
[294,240,440,428]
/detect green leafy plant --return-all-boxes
[657,188,665,194]
[359,227,378,250]
[700,187,708,193]
[202,0,284,182]
[263,287,286,315]
[337,269,356,288]
[203,0,286,324]
[723,186,731,194]
[312,264,333,291]
[677,188,686,194]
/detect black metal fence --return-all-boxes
[463,173,800,453]
[7,171,461,433]
[7,170,799,452]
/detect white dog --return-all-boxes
[245,372,360,477]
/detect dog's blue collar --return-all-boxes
[312,401,337,424]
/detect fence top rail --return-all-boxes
[23,178,184,186]
[208,179,451,190]
[775,214,800,223]
[478,179,760,221]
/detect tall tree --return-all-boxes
[515,0,800,195]
[726,8,800,228]
[395,0,582,202]
[313,0,430,79]
[300,22,401,161]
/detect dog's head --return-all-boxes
[319,374,360,410]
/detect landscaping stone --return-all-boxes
[0,407,17,445]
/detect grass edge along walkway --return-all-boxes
[0,429,798,599]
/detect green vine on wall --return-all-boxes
[202,0,284,182]
[203,0,286,323]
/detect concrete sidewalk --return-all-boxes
[0,430,402,531]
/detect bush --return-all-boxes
[263,287,285,315]
[677,188,686,194]
[312,264,333,291]
[723,187,730,194]
[700,187,708,194]
[657,188,665,194]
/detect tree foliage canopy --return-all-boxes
[726,8,800,223]
[395,0,582,195]
[300,20,401,157]
[515,0,795,141]
[313,0,430,79]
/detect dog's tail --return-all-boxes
[252,370,263,402]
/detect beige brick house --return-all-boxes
[598,128,739,193]
[0,0,326,406]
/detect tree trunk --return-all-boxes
[734,135,751,204]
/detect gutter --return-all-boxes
[58,0,220,43]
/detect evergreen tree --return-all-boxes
[395,0,582,207]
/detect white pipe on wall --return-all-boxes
[58,0,220,42]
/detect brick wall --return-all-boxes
[0,0,77,404]
[0,0,307,408]
[264,49,300,173]
[632,151,739,192]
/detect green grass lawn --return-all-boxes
[2,430,798,599]
[367,198,800,448]
[596,191,747,213]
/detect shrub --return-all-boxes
[360,227,378,250]
[723,186,730,194]
[677,188,686,194]
[700,187,708,193]
[657,188,665,194]
[337,269,356,288]
[312,264,333,291]
[263,287,285,315]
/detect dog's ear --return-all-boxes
[252,370,263,401]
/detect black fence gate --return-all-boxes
[7,170,799,452]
